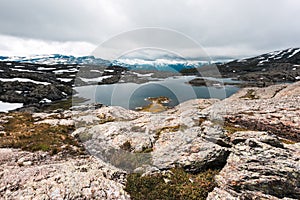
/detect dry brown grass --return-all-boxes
[0,112,85,155]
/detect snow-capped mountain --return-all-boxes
[217,47,300,83]
[0,54,230,71]
[0,48,299,74]
[229,48,300,67]
[112,58,212,71]
[0,54,109,66]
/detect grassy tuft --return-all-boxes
[155,125,182,139]
[240,89,259,100]
[223,121,249,135]
[280,138,296,145]
[125,168,219,200]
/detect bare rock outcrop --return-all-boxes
[205,81,300,142]
[207,131,300,199]
[0,148,130,200]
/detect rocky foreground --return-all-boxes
[0,81,299,199]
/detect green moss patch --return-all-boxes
[125,168,219,200]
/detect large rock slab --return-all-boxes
[205,81,300,142]
[37,98,229,173]
[208,131,300,199]
[0,148,130,200]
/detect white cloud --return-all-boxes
[0,34,96,56]
[0,0,300,57]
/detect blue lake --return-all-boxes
[75,76,240,110]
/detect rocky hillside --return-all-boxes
[0,81,299,199]
[217,48,300,84]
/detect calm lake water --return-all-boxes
[74,76,239,110]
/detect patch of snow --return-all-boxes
[14,65,25,68]
[292,68,296,71]
[258,59,269,65]
[268,50,283,56]
[258,57,266,60]
[15,91,22,94]
[53,68,79,74]
[114,58,209,67]
[80,75,113,82]
[37,67,56,70]
[57,78,73,82]
[6,63,12,65]
[39,98,52,103]
[274,56,283,60]
[62,92,67,96]
[132,72,153,77]
[104,69,114,73]
[0,78,51,85]
[288,49,300,58]
[0,101,23,112]
[0,70,4,72]
[90,70,101,73]
[11,68,42,73]
[295,76,300,80]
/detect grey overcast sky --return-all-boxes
[0,0,300,58]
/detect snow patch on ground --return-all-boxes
[39,98,52,103]
[11,68,42,73]
[37,67,56,71]
[80,76,113,83]
[57,78,73,82]
[288,49,300,58]
[0,101,23,112]
[53,68,78,74]
[132,72,153,77]
[0,78,51,85]
[90,70,101,73]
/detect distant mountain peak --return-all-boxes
[0,54,109,65]
[233,47,300,65]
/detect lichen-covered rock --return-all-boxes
[208,131,300,199]
[205,82,300,142]
[33,98,227,173]
[152,129,229,172]
[0,148,130,200]
[70,98,229,173]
